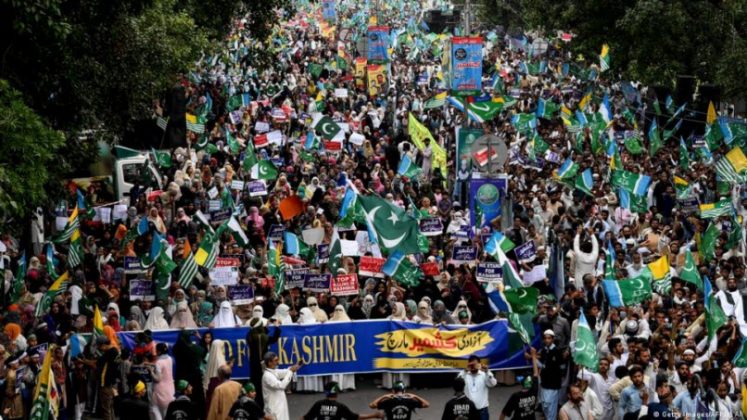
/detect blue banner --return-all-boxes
[367,26,390,63]
[469,178,507,229]
[117,320,532,379]
[450,37,483,95]
[322,0,337,22]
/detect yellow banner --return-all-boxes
[407,113,448,177]
[367,64,386,97]
[355,58,367,89]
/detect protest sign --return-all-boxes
[285,268,309,289]
[359,256,386,278]
[450,37,483,95]
[124,256,146,274]
[514,240,537,262]
[452,246,477,263]
[304,274,331,292]
[130,280,155,301]
[268,224,285,241]
[247,180,268,197]
[316,243,330,264]
[331,274,359,296]
[302,227,324,245]
[476,263,503,282]
[230,180,245,191]
[420,262,440,276]
[228,284,255,305]
[523,265,547,285]
[419,218,444,236]
[209,208,231,225]
[209,257,240,286]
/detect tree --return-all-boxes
[0,79,66,224]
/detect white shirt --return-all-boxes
[457,370,497,409]
[262,368,294,420]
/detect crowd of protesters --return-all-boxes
[1,0,747,419]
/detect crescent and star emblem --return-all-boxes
[363,205,407,248]
[471,103,490,113]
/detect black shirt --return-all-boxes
[441,394,479,420]
[303,398,359,420]
[165,396,197,420]
[229,395,265,420]
[538,346,566,389]
[96,348,120,387]
[375,395,424,420]
[501,379,538,420]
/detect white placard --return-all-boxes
[208,200,221,211]
[349,132,365,146]
[231,180,245,191]
[112,204,128,221]
[334,88,348,98]
[523,265,547,285]
[207,187,218,199]
[98,207,112,224]
[338,122,350,133]
[355,231,370,255]
[267,130,283,146]
[56,217,68,231]
[255,121,270,133]
[302,227,325,246]
[209,266,239,286]
[340,240,360,256]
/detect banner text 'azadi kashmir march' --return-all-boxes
[118,320,535,379]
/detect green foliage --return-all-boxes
[0,80,66,223]
[478,0,747,97]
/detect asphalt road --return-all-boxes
[287,373,523,420]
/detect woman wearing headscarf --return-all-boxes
[305,296,328,323]
[128,305,146,331]
[412,300,433,324]
[210,301,240,328]
[103,326,121,351]
[147,207,167,234]
[170,301,198,329]
[388,302,407,321]
[246,307,280,410]
[360,295,375,319]
[3,324,27,352]
[173,330,206,418]
[383,302,410,389]
[431,300,455,325]
[405,299,418,319]
[272,303,294,325]
[106,302,123,332]
[295,308,324,392]
[328,305,356,391]
[453,299,472,324]
[167,289,188,318]
[193,291,215,327]
[144,307,170,331]
[204,339,228,401]
[370,293,392,319]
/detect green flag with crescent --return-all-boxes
[573,312,599,372]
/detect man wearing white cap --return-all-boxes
[537,329,569,420]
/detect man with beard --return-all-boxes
[578,357,615,420]
[716,277,744,326]
[619,365,656,417]
[667,358,690,395]
[500,348,539,420]
[638,378,677,419]
[672,374,703,419]
[607,337,628,374]
[558,383,592,420]
[537,330,569,420]
[534,303,571,348]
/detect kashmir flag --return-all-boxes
[554,158,579,182]
[674,176,690,199]
[680,250,703,289]
[186,113,206,134]
[574,169,594,196]
[699,199,732,219]
[67,227,84,268]
[700,223,720,262]
[604,241,616,279]
[602,276,652,307]
[92,304,105,342]
[648,255,671,281]
[599,44,610,72]
[423,92,447,109]
[178,239,198,289]
[194,232,219,269]
[34,271,70,317]
[611,170,652,196]
[407,113,447,177]
[314,116,342,140]
[484,232,516,258]
[397,155,422,178]
[151,148,172,168]
[53,207,80,244]
[574,312,599,371]
[358,194,421,254]
[249,160,279,180]
[579,90,593,111]
[382,250,422,287]
[715,147,747,184]
[648,119,662,156]
[29,344,59,420]
[267,240,285,292]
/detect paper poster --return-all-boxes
[340,240,359,256]
[349,132,365,146]
[303,274,331,293]
[207,187,219,199]
[255,121,270,133]
[129,280,155,301]
[334,88,348,98]
[476,263,503,282]
[112,204,128,221]
[523,265,547,285]
[231,180,245,191]
[302,227,325,246]
[359,256,386,278]
[228,284,255,305]
[209,257,240,286]
[331,274,359,296]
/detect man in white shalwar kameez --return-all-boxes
[262,351,301,420]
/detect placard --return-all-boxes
[452,246,477,263]
[317,244,330,264]
[334,88,349,98]
[523,265,547,285]
[231,180,245,191]
[349,132,365,146]
[341,240,359,256]
[209,257,241,286]
[514,240,537,262]
[285,268,309,289]
[302,227,325,246]
[267,130,283,146]
[129,280,155,301]
[255,121,270,133]
[112,204,128,221]
[476,262,503,282]
[420,262,440,276]
[331,273,359,296]
[209,208,232,224]
[247,180,268,197]
[304,274,331,292]
[419,218,444,236]
[208,200,221,211]
[268,225,285,241]
[359,256,386,278]
[678,197,699,215]
[124,257,146,274]
[228,284,255,305]
[207,187,219,199]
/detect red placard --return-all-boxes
[359,256,385,278]
[420,262,440,276]
[331,274,359,296]
[215,257,241,267]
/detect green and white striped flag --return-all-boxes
[35,272,70,317]
[178,240,198,289]
[67,228,83,268]
[186,113,206,134]
[699,199,732,219]
[225,216,249,247]
[194,232,219,269]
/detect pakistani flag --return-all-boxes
[29,343,59,420]
[707,295,727,342]
[225,216,249,247]
[382,250,423,287]
[573,312,599,371]
[611,170,651,196]
[314,116,342,140]
[574,169,594,196]
[700,223,720,262]
[602,276,652,307]
[194,232,219,269]
[152,241,177,301]
[151,148,172,168]
[484,232,516,258]
[358,194,421,254]
[680,250,703,290]
[397,155,422,178]
[733,336,747,367]
[328,229,343,275]
[447,97,503,123]
[35,272,70,317]
[178,243,198,289]
[502,286,539,314]
[554,158,579,182]
[624,135,644,155]
[604,240,616,279]
[508,312,532,345]
[249,160,279,180]
[699,199,732,219]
